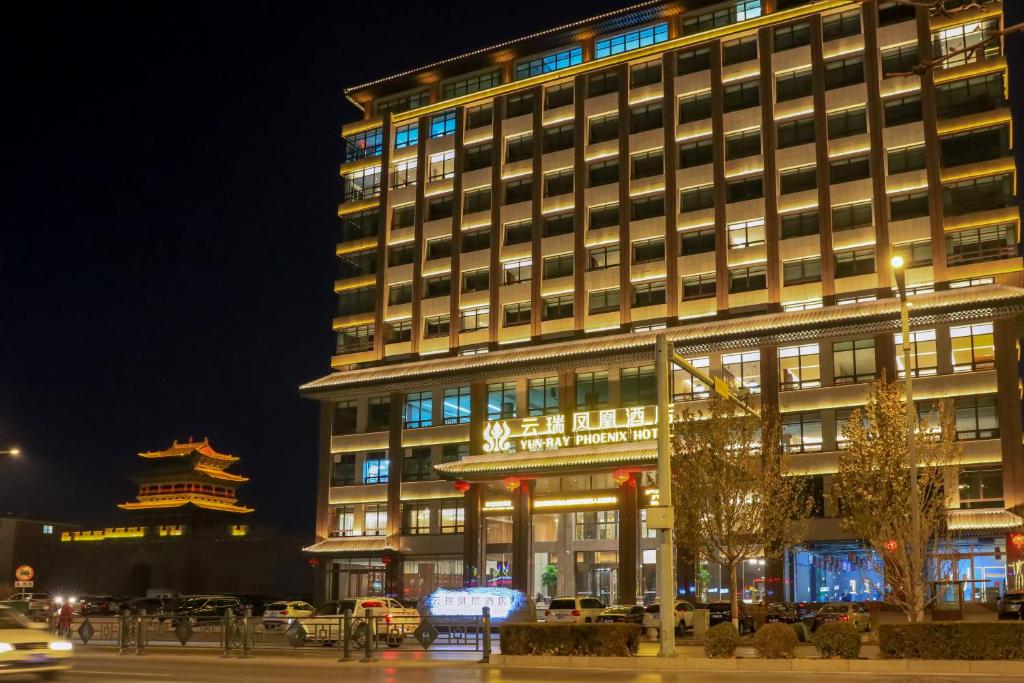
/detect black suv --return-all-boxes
[161,596,245,625]
[706,602,756,635]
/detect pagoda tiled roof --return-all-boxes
[139,437,239,463]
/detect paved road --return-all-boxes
[16,654,1024,683]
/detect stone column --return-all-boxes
[511,480,534,593]
[617,475,639,605]
[463,484,483,587]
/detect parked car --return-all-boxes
[764,602,816,625]
[262,601,315,631]
[812,602,871,632]
[126,596,171,615]
[706,602,756,635]
[997,592,1024,620]
[237,595,283,617]
[0,604,73,678]
[300,598,419,647]
[597,605,644,624]
[159,596,245,626]
[544,597,605,624]
[9,593,54,621]
[642,599,696,637]
[77,595,128,616]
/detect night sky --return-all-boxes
[3,2,1023,534]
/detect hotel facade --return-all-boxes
[301,0,1024,608]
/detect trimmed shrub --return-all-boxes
[754,622,799,659]
[499,623,641,656]
[879,622,1024,660]
[813,622,862,659]
[705,622,740,658]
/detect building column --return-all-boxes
[511,479,533,593]
[617,475,639,605]
[385,554,403,599]
[386,391,405,601]
[994,319,1024,508]
[463,484,483,587]
[764,557,785,604]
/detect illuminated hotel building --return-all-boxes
[302,0,1024,606]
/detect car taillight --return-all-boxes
[544,610,551,617]
[839,615,849,622]
[362,601,383,608]
[385,614,392,624]
[280,610,288,616]
[571,610,580,617]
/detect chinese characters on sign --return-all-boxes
[482,405,659,453]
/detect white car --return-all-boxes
[0,604,73,679]
[8,594,53,622]
[299,597,419,647]
[262,601,314,631]
[642,599,695,638]
[544,596,605,623]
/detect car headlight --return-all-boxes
[0,643,13,653]
[49,641,73,651]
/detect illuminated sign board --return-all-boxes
[482,405,658,454]
[422,587,527,620]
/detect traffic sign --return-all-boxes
[14,565,34,582]
[14,580,34,588]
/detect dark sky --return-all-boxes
[3,2,1023,534]
[1,0,627,533]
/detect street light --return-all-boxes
[891,255,922,621]
[0,447,20,458]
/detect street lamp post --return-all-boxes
[0,448,20,458]
[891,255,923,622]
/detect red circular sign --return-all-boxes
[15,565,34,582]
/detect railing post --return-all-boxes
[239,608,252,658]
[360,608,376,663]
[339,609,354,662]
[479,606,491,664]
[135,609,147,655]
[220,611,234,658]
[117,609,129,656]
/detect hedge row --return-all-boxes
[879,623,1024,660]
[499,623,641,656]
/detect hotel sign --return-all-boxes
[482,405,658,454]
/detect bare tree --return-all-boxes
[829,378,961,622]
[671,399,812,626]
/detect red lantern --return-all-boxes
[883,539,898,552]
[504,476,520,492]
[307,558,319,568]
[381,555,392,566]
[612,469,630,485]
[1011,533,1024,550]
[453,480,471,493]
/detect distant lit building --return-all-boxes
[302,0,1024,606]
[0,516,77,596]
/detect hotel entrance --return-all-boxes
[329,557,386,600]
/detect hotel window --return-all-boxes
[545,82,575,110]
[723,351,761,394]
[367,397,391,431]
[781,210,819,239]
[950,323,995,372]
[375,90,428,116]
[679,91,712,123]
[726,176,763,203]
[503,302,532,327]
[386,320,413,344]
[462,228,491,253]
[589,288,620,315]
[442,443,469,463]
[631,59,662,88]
[577,371,610,409]
[424,274,451,298]
[404,447,433,482]
[543,253,574,279]
[726,129,760,160]
[363,452,389,484]
[336,324,374,354]
[723,36,758,65]
[894,329,938,378]
[442,386,471,425]
[461,269,489,293]
[783,256,821,285]
[946,223,1017,266]
[940,124,1010,168]
[587,70,619,98]
[542,294,574,320]
[333,400,357,436]
[782,411,823,453]
[943,173,1014,217]
[673,356,710,401]
[402,503,431,535]
[878,0,916,26]
[503,258,532,285]
[680,226,716,255]
[677,46,711,74]
[682,273,717,300]
[959,467,1003,509]
[955,395,999,440]
[394,123,419,149]
[882,44,920,77]
[442,70,500,99]
[889,191,929,221]
[543,211,575,238]
[575,510,619,540]
[340,207,380,242]
[728,219,765,249]
[888,145,926,174]
[832,201,872,231]
[729,264,770,292]
[780,165,817,194]
[543,123,574,154]
[936,73,1005,119]
[777,116,815,149]
[516,46,583,79]
[346,127,382,162]
[342,167,381,202]
[528,376,560,416]
[632,280,667,307]
[621,365,656,406]
[774,21,810,51]
[332,454,356,485]
[830,154,870,184]
[506,92,535,118]
[834,248,875,278]
[426,238,452,261]
[823,10,861,41]
[463,143,492,172]
[466,104,493,130]
[423,314,450,339]
[391,159,418,189]
[681,184,715,211]
[833,339,876,384]
[932,20,1001,69]
[364,503,387,536]
[589,113,619,145]
[463,187,491,215]
[834,409,867,450]
[487,382,517,420]
[683,5,738,35]
[884,94,923,127]
[825,56,864,89]
[679,138,713,169]
[632,237,665,264]
[337,286,376,316]
[630,102,663,134]
[332,505,355,537]
[429,110,456,139]
[460,306,489,332]
[777,68,813,102]
[388,243,414,268]
[828,107,867,139]
[631,149,664,180]
[337,248,377,278]
[588,158,619,186]
[588,244,620,271]
[594,22,668,59]
[427,195,453,221]
[506,134,533,163]
[505,220,532,246]
[544,169,574,198]
[723,79,759,113]
[503,177,533,205]
[428,151,456,181]
[404,391,432,429]
[893,240,931,268]
[440,502,465,534]
[779,344,821,390]
[590,203,620,229]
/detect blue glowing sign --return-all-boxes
[422,587,526,620]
